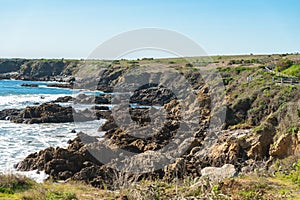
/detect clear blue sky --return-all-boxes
[0,0,299,59]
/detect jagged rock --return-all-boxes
[19,60,65,79]
[52,96,74,103]
[130,85,176,106]
[247,120,276,160]
[10,103,94,124]
[0,109,22,120]
[74,94,111,104]
[270,132,300,159]
[16,133,103,180]
[0,59,26,74]
[163,158,186,180]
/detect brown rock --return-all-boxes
[270,132,300,159]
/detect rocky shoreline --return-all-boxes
[14,87,300,188]
[0,56,299,191]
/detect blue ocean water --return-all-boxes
[0,80,104,181]
[0,80,74,110]
[0,79,73,96]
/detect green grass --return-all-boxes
[282,159,300,186]
[282,64,300,78]
[1,170,300,200]
[0,174,34,194]
[45,191,77,200]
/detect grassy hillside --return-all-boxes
[282,64,300,78]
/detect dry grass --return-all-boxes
[1,161,300,200]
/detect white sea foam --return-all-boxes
[0,80,109,182]
[0,94,67,110]
[0,119,105,182]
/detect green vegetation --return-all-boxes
[1,166,300,200]
[0,174,33,194]
[45,191,77,200]
[275,59,294,72]
[282,64,300,78]
[228,58,261,65]
[282,159,300,186]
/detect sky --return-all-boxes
[0,0,300,59]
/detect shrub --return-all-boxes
[185,63,193,68]
[275,59,294,72]
[285,159,300,186]
[0,174,33,194]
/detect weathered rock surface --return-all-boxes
[270,132,300,159]
[10,103,94,124]
[21,83,38,87]
[130,85,176,106]
[47,83,73,89]
[13,62,300,190]
[0,59,27,74]
[201,164,237,181]
[52,96,74,103]
[0,109,22,120]
[15,133,115,187]
[74,94,111,105]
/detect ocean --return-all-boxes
[0,79,104,181]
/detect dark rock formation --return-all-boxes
[47,83,73,89]
[74,94,111,105]
[19,60,65,79]
[130,85,176,106]
[0,59,27,74]
[52,96,74,103]
[0,109,22,120]
[16,133,115,188]
[92,105,110,111]
[21,83,39,87]
[10,103,94,124]
[0,59,80,81]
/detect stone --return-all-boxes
[270,132,300,159]
[201,164,237,181]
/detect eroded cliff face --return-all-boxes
[0,59,79,80]
[0,59,27,74]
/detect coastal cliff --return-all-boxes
[1,54,300,199]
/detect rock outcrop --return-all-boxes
[270,132,300,159]
[47,83,73,89]
[0,109,22,120]
[0,59,27,74]
[0,59,79,81]
[10,103,94,124]
[16,133,114,188]
[21,83,39,87]
[52,96,74,103]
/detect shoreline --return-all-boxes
[0,55,300,199]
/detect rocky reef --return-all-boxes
[0,103,93,124]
